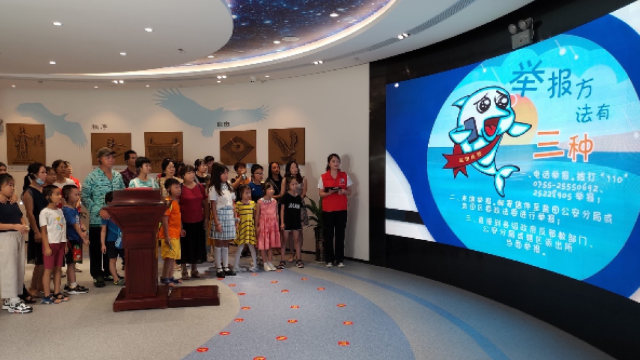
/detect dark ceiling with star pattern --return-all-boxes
[186,0,392,65]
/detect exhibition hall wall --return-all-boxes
[0,65,370,260]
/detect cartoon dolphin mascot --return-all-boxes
[443,86,531,197]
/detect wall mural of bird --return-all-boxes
[154,88,268,136]
[273,130,298,162]
[16,103,88,146]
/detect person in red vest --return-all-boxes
[318,153,352,268]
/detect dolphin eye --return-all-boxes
[475,96,491,113]
[495,93,509,109]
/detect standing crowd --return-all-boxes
[0,149,352,314]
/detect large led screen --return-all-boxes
[385,2,640,302]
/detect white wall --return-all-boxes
[0,64,370,260]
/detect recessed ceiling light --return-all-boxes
[52,21,62,26]
[207,55,214,59]
[11,84,16,88]
[94,85,99,89]
[120,52,127,56]
[397,32,410,40]
[264,75,270,78]
[112,80,118,84]
[49,60,56,65]
[273,40,281,44]
[145,84,150,88]
[118,80,124,84]
[330,12,339,17]
[216,80,221,83]
[313,60,324,65]
[144,27,153,33]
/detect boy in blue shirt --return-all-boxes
[61,185,89,294]
[100,192,124,286]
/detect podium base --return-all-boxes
[168,285,220,307]
[113,285,220,312]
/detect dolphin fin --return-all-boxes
[449,127,472,144]
[507,122,531,137]
[494,165,519,197]
[452,95,469,109]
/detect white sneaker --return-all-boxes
[264,263,272,272]
[249,266,258,272]
[267,262,277,271]
[337,262,345,268]
[1,300,10,310]
[7,301,33,314]
[326,262,333,268]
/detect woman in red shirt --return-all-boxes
[318,154,352,267]
[178,165,209,279]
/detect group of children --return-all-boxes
[0,170,92,313]
[163,161,306,282]
[0,157,309,313]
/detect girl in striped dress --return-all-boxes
[233,185,257,272]
[209,163,236,278]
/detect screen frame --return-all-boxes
[369,0,639,358]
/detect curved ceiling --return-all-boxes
[0,0,534,87]
[0,0,233,75]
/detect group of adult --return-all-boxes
[17,147,351,294]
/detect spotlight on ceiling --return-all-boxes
[49,60,56,65]
[144,27,153,33]
[330,12,339,18]
[508,17,534,49]
[313,60,323,65]
[120,52,127,56]
[397,32,410,40]
[52,21,62,27]
[207,55,215,59]
[273,40,281,44]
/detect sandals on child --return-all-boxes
[41,295,61,305]
[276,261,286,270]
[160,278,175,287]
[181,270,191,280]
[296,259,304,268]
[54,293,70,302]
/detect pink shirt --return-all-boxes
[179,183,206,223]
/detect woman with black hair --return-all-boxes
[159,158,182,198]
[266,162,283,201]
[194,158,210,185]
[22,162,48,296]
[318,154,352,268]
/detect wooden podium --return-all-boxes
[106,189,219,312]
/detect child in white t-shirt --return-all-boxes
[39,185,68,304]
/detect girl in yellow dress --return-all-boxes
[234,184,257,272]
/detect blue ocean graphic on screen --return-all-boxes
[154,89,268,137]
[386,9,640,300]
[16,103,87,146]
